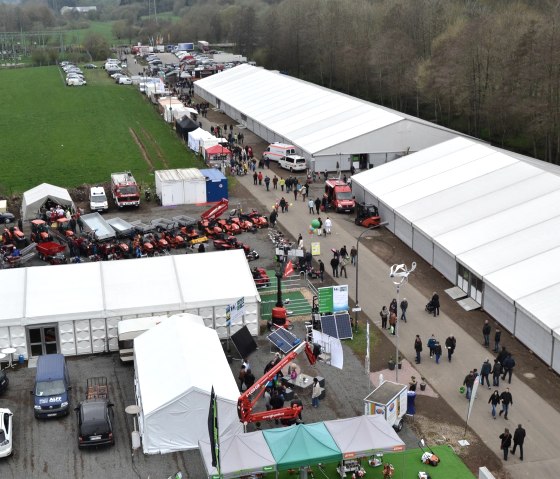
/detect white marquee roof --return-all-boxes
[196,64,404,155]
[353,137,560,335]
[0,250,260,326]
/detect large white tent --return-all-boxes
[195,65,475,172]
[21,183,75,220]
[134,316,242,454]
[0,250,260,358]
[351,137,560,372]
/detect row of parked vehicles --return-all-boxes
[104,58,133,84]
[61,61,87,86]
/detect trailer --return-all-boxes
[80,213,116,241]
[106,217,135,238]
[364,380,408,431]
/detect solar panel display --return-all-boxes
[335,313,353,339]
[320,315,337,338]
[267,328,300,354]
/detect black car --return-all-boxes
[0,212,14,224]
[75,399,114,448]
[0,370,8,395]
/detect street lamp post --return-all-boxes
[354,222,388,380]
[389,262,416,382]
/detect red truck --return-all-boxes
[111,172,141,208]
[324,179,355,213]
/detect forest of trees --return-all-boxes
[2,0,560,162]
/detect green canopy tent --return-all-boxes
[263,423,342,475]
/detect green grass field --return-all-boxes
[0,66,202,193]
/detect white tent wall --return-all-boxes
[155,170,185,206]
[513,309,553,365]
[553,335,560,373]
[433,244,456,283]
[394,214,413,248]
[59,321,77,355]
[482,285,516,332]
[378,201,395,232]
[411,228,434,264]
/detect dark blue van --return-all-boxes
[32,354,71,419]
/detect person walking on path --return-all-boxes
[463,370,476,400]
[414,335,423,364]
[445,335,456,362]
[434,341,442,364]
[431,292,440,316]
[308,198,315,214]
[389,312,397,336]
[502,354,516,384]
[238,365,247,392]
[339,255,348,278]
[511,424,526,461]
[311,378,322,408]
[279,177,285,191]
[316,217,323,235]
[272,175,278,189]
[297,234,304,250]
[253,171,258,185]
[499,428,513,461]
[489,390,501,419]
[264,175,271,191]
[380,306,389,329]
[269,209,278,228]
[483,320,491,347]
[492,360,502,387]
[258,171,263,185]
[315,197,321,214]
[499,387,513,419]
[400,298,408,322]
[279,197,287,213]
[494,328,502,352]
[480,358,492,389]
[427,334,437,358]
[389,298,397,317]
[350,245,357,266]
[330,255,339,277]
[324,217,332,235]
[318,259,325,282]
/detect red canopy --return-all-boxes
[205,145,232,156]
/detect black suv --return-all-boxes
[75,399,114,448]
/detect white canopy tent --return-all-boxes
[188,128,215,152]
[21,183,75,220]
[134,316,242,454]
[351,137,560,372]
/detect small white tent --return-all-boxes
[134,316,242,454]
[21,183,75,220]
[188,128,215,153]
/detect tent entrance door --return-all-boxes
[27,325,59,357]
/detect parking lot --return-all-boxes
[0,319,418,479]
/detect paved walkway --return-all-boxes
[231,166,560,478]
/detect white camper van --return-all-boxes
[279,154,307,172]
[262,143,297,162]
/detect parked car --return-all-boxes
[66,73,85,81]
[111,73,125,80]
[0,409,13,458]
[0,212,15,224]
[118,76,132,85]
[75,378,114,448]
[83,63,97,69]
[66,77,86,86]
[0,370,8,394]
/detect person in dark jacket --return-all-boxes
[480,359,492,389]
[330,256,339,277]
[279,197,287,213]
[497,346,509,365]
[244,369,256,390]
[318,259,325,282]
[483,320,491,347]
[445,335,456,362]
[389,298,397,316]
[499,428,513,460]
[494,328,502,352]
[269,209,278,227]
[492,360,502,387]
[463,371,476,400]
[434,341,443,364]
[414,335,423,364]
[511,424,526,460]
[431,292,440,316]
[502,354,516,384]
[499,388,513,419]
[427,334,437,358]
[489,390,501,419]
[314,197,321,214]
[270,390,285,425]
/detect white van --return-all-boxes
[263,143,297,162]
[279,154,307,172]
[89,186,109,212]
